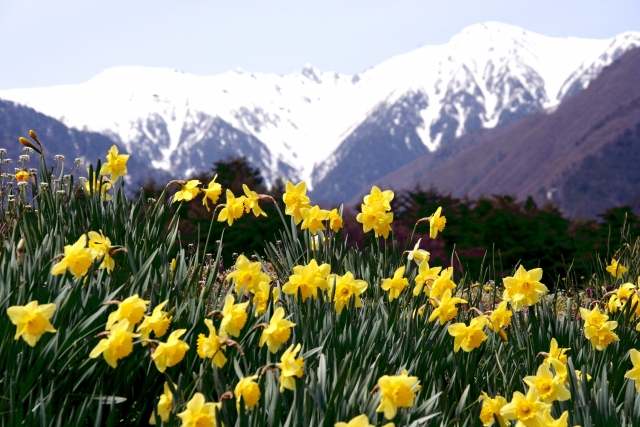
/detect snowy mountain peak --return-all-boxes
[1,23,639,201]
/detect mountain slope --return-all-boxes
[365,47,640,218]
[1,22,639,203]
[0,99,167,188]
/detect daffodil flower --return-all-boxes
[283,181,310,225]
[375,369,421,419]
[219,294,249,337]
[259,307,296,353]
[100,145,129,183]
[407,238,430,265]
[151,329,190,373]
[242,184,267,217]
[50,234,95,279]
[217,189,246,226]
[202,175,222,211]
[300,205,330,235]
[277,343,304,392]
[6,300,57,346]
[196,318,227,368]
[173,180,201,203]
[177,393,221,426]
[381,266,409,302]
[235,375,260,410]
[88,230,115,273]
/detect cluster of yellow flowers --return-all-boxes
[282,181,342,235]
[356,186,395,238]
[50,231,117,277]
[479,338,574,426]
[443,265,547,354]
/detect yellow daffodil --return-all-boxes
[381,266,409,302]
[283,181,311,225]
[217,189,246,226]
[430,267,457,301]
[137,300,172,344]
[624,349,640,392]
[197,318,227,369]
[149,382,173,425]
[177,393,221,427]
[502,265,547,311]
[376,369,421,420]
[407,238,430,265]
[253,282,278,316]
[543,338,570,366]
[259,307,296,353]
[328,208,343,232]
[100,145,129,182]
[335,414,375,427]
[50,234,95,278]
[413,262,442,296]
[277,343,304,392]
[356,203,394,239]
[327,272,369,314]
[500,388,550,427]
[282,265,319,300]
[356,203,380,233]
[364,186,394,211]
[6,300,56,346]
[429,288,467,325]
[540,409,569,427]
[106,294,150,330]
[282,259,331,300]
[373,212,394,239]
[202,174,222,211]
[428,206,446,239]
[607,282,636,313]
[235,375,260,410]
[300,205,330,235]
[151,329,190,373]
[242,184,267,217]
[489,300,513,330]
[219,294,249,337]
[88,230,115,273]
[606,259,627,278]
[226,254,271,294]
[89,319,139,368]
[15,170,30,182]
[584,321,619,351]
[448,315,488,352]
[579,305,608,329]
[173,179,201,203]
[85,169,112,199]
[478,392,508,427]
[523,362,571,403]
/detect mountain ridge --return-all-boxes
[358,47,640,218]
[1,22,639,203]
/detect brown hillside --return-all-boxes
[359,47,640,217]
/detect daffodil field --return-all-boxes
[3,132,640,427]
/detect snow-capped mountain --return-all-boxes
[1,22,639,203]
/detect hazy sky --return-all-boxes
[1,0,639,90]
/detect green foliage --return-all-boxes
[3,145,640,426]
[392,187,640,285]
[175,157,288,264]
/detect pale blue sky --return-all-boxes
[1,0,639,90]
